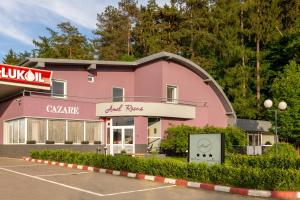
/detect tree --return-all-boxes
[271,60,300,144]
[94,1,139,60]
[33,22,93,59]
[2,49,31,65]
[244,0,282,105]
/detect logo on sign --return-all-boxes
[105,104,144,113]
[0,64,52,87]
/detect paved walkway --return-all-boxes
[0,157,272,200]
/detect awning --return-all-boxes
[0,64,52,100]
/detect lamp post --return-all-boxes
[263,99,287,155]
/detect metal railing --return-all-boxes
[19,89,208,107]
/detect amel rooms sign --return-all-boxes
[0,64,52,88]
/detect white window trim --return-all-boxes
[88,74,94,83]
[166,84,178,104]
[51,79,67,99]
[112,87,125,102]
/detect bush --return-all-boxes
[64,141,73,144]
[45,140,55,144]
[30,150,300,191]
[265,142,298,159]
[160,125,247,154]
[94,141,101,144]
[81,141,89,144]
[227,153,300,169]
[26,140,36,144]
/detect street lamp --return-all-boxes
[264,99,287,155]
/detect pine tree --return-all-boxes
[2,49,31,65]
[33,22,93,59]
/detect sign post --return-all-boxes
[188,134,225,164]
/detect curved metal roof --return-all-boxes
[20,52,237,124]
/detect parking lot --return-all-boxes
[0,157,271,200]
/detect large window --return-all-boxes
[86,122,102,143]
[68,121,84,143]
[112,87,124,102]
[166,85,177,103]
[4,118,103,144]
[4,119,26,144]
[51,79,67,98]
[48,120,66,143]
[27,118,46,143]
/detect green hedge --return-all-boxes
[30,150,300,191]
[227,154,300,169]
[160,125,247,154]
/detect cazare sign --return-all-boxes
[46,105,80,115]
[96,102,196,119]
[0,64,52,88]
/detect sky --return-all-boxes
[0,0,169,61]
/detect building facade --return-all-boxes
[0,52,236,156]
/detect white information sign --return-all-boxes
[188,134,224,164]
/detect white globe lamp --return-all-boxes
[264,99,273,108]
[278,101,287,111]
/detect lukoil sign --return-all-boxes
[0,64,52,87]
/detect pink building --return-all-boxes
[0,52,236,156]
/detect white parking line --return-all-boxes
[36,172,90,177]
[103,185,176,196]
[0,167,104,197]
[0,167,177,198]
[0,164,44,167]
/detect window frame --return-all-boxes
[88,74,94,83]
[51,79,67,99]
[166,84,178,103]
[112,87,125,102]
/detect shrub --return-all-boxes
[94,141,101,144]
[160,125,247,154]
[64,141,73,144]
[26,140,36,144]
[265,142,298,159]
[45,140,55,144]
[227,153,300,169]
[81,141,89,144]
[30,150,300,191]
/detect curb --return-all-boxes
[22,157,299,199]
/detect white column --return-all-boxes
[83,121,86,141]
[24,118,28,144]
[46,119,49,140]
[110,119,113,155]
[66,120,68,141]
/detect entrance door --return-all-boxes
[110,127,135,155]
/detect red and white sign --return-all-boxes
[0,64,52,88]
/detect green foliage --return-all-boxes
[271,61,300,142]
[160,125,247,154]
[2,49,31,65]
[30,149,300,191]
[227,153,300,170]
[265,142,298,158]
[33,22,93,59]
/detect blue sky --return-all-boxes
[0,0,168,61]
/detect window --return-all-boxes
[27,118,46,143]
[88,74,94,83]
[86,122,102,143]
[113,87,124,102]
[4,119,26,144]
[112,117,134,126]
[248,134,261,146]
[51,79,67,98]
[166,85,177,103]
[68,121,84,143]
[48,120,66,143]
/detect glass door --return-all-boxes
[109,126,134,155]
